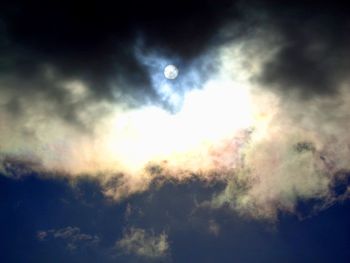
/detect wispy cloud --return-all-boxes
[37,226,100,250]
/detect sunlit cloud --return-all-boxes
[1,27,350,220]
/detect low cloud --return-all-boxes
[208,219,220,236]
[116,227,169,259]
[37,226,100,250]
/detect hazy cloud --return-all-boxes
[208,219,221,236]
[116,227,169,259]
[37,226,100,250]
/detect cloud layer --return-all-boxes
[1,2,350,221]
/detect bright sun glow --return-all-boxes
[103,78,254,173]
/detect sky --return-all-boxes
[1,1,350,262]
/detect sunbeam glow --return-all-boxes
[103,77,254,173]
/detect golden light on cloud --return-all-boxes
[1,34,349,219]
[0,36,285,202]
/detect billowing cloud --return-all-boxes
[116,227,169,259]
[1,2,350,222]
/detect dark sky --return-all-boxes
[1,1,350,262]
[1,174,350,262]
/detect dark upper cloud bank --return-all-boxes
[1,0,348,127]
[0,0,238,115]
[0,0,235,59]
[255,1,350,97]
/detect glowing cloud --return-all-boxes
[1,29,350,219]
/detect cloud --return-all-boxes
[1,2,350,222]
[253,2,350,98]
[209,81,350,219]
[37,226,100,250]
[0,0,241,119]
[37,231,48,241]
[116,227,169,259]
[208,219,220,236]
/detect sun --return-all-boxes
[164,64,179,79]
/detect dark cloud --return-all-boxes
[1,1,349,129]
[256,1,350,98]
[0,0,236,57]
[0,0,240,122]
